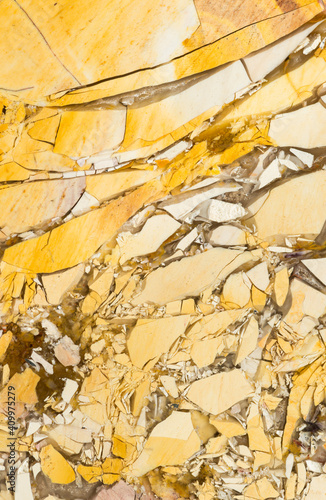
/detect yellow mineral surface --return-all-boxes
[1,2,326,499]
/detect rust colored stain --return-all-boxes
[275,0,300,11]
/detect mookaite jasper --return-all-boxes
[0,1,326,499]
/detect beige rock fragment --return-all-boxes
[275,333,324,372]
[40,445,75,484]
[300,385,315,419]
[209,416,246,438]
[181,298,196,314]
[285,473,297,500]
[290,148,314,168]
[244,478,278,499]
[81,291,102,315]
[305,474,326,499]
[118,215,180,264]
[176,228,198,251]
[236,316,259,365]
[205,435,228,455]
[132,248,258,305]
[54,109,126,158]
[62,379,79,404]
[129,411,201,476]
[54,336,80,367]
[190,337,224,368]
[71,192,100,217]
[160,181,241,221]
[188,308,247,340]
[160,376,179,399]
[187,369,254,415]
[247,262,269,291]
[47,429,83,455]
[253,451,271,470]
[297,462,306,495]
[244,23,320,81]
[255,159,282,190]
[262,394,282,411]
[303,258,326,286]
[222,272,251,308]
[284,278,326,331]
[247,403,270,453]
[166,300,182,315]
[246,171,326,242]
[190,411,216,444]
[127,315,190,369]
[283,357,323,453]
[218,52,326,129]
[208,225,246,246]
[131,379,151,417]
[78,368,111,424]
[0,178,85,239]
[194,199,246,223]
[89,268,114,297]
[269,102,326,149]
[42,264,85,305]
[3,180,164,273]
[42,319,61,342]
[121,61,251,152]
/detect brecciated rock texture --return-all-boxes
[1,1,326,499]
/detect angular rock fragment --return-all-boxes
[243,22,321,82]
[247,262,269,291]
[159,181,241,221]
[246,171,326,242]
[0,178,85,239]
[194,199,246,223]
[236,316,259,365]
[132,248,258,305]
[42,264,85,305]
[303,258,326,286]
[129,412,201,476]
[127,316,190,369]
[305,475,326,499]
[53,109,126,158]
[54,336,80,367]
[274,267,289,307]
[208,225,247,246]
[40,445,76,484]
[222,272,251,308]
[283,278,326,333]
[118,214,180,264]
[187,369,254,414]
[121,61,251,152]
[244,478,278,499]
[269,102,326,149]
